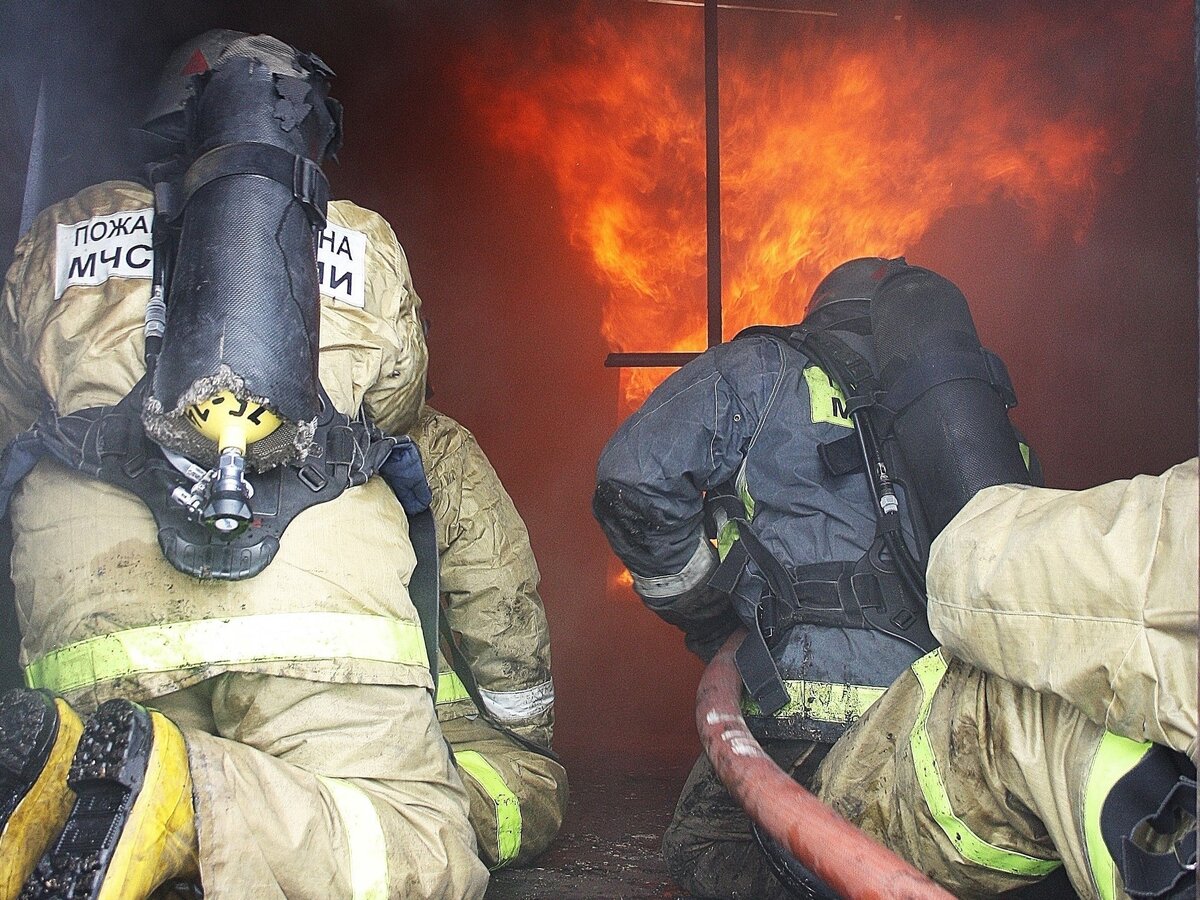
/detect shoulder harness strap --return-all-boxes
[713,326,938,714]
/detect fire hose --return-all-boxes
[696,629,954,900]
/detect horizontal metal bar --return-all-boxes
[604,352,705,368]
[645,0,839,15]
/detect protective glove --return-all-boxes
[640,577,740,664]
[682,604,742,663]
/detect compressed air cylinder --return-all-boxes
[145,57,337,470]
[871,267,1032,540]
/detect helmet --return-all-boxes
[143,30,334,136]
[804,257,903,319]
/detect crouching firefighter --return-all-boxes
[593,256,1040,899]
[810,460,1197,900]
[0,30,487,900]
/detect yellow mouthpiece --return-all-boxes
[184,391,282,453]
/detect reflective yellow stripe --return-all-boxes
[742,679,886,724]
[734,464,755,519]
[1019,442,1032,470]
[910,650,1061,876]
[456,749,522,868]
[716,464,754,561]
[318,775,390,900]
[24,612,429,694]
[1083,731,1154,900]
[804,365,853,428]
[437,669,472,705]
[716,521,740,561]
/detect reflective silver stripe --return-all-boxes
[479,680,555,724]
[318,775,390,900]
[632,537,717,599]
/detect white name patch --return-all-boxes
[55,208,154,300]
[317,223,367,308]
[54,209,368,309]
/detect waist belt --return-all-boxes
[0,381,442,684]
[706,503,937,717]
[15,377,394,580]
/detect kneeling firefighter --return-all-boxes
[0,30,487,900]
[411,405,569,870]
[593,256,1040,899]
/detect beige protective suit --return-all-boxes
[814,459,1198,900]
[0,182,488,899]
[409,405,567,869]
[926,459,1197,763]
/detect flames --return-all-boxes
[458,1,1187,410]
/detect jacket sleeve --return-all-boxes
[326,200,428,435]
[363,237,427,435]
[0,227,47,446]
[927,458,1199,761]
[593,338,781,650]
[413,407,555,747]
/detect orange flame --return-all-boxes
[609,563,634,594]
[459,2,1187,409]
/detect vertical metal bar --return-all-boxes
[704,0,723,347]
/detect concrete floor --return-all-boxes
[485,755,692,900]
[481,752,1084,900]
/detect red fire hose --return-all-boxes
[696,629,954,900]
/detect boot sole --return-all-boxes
[21,700,152,900]
[0,689,59,828]
[0,688,84,900]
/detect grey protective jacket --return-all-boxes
[594,331,925,742]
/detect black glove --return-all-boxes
[643,581,739,664]
[683,605,742,663]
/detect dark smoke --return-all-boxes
[0,1,1194,766]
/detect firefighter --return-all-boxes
[410,404,568,869]
[593,257,1042,898]
[813,459,1197,900]
[0,31,487,900]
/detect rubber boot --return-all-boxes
[21,699,199,900]
[0,689,84,900]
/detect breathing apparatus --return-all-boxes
[722,257,1035,721]
[174,394,282,534]
[139,32,342,538]
[0,31,442,684]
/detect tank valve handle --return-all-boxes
[182,391,282,535]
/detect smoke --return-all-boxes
[0,1,1193,765]
[448,0,1196,758]
[0,4,156,222]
